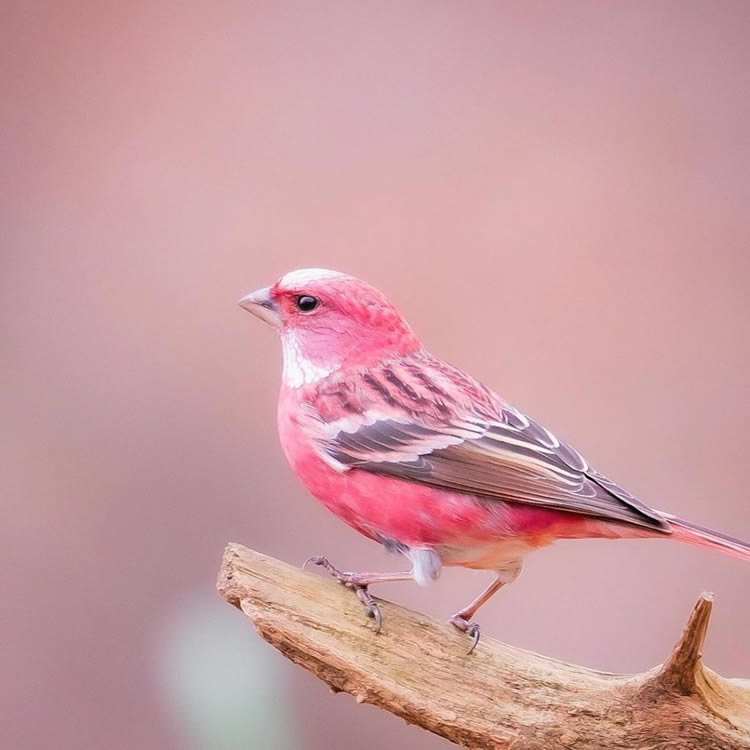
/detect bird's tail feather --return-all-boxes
[663,513,750,562]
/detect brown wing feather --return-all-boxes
[317,351,670,532]
[326,418,668,531]
[318,354,669,532]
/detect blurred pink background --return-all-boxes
[2,2,749,749]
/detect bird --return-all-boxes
[239,267,750,651]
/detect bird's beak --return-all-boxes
[238,286,281,328]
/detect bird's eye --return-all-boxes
[295,295,319,313]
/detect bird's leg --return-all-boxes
[449,574,507,654]
[303,556,413,633]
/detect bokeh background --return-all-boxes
[2,2,749,748]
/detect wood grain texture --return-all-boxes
[217,543,750,749]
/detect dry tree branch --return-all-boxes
[217,542,750,750]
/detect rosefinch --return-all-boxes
[239,268,749,651]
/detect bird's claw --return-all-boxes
[303,555,332,573]
[303,556,356,585]
[356,586,382,634]
[303,555,382,633]
[450,614,481,654]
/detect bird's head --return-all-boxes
[239,268,420,387]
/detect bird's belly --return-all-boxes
[438,537,551,570]
[281,436,498,545]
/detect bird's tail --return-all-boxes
[663,513,750,562]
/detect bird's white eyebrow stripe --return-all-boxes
[280,268,348,287]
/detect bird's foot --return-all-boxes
[449,614,481,654]
[303,556,382,633]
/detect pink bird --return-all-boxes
[240,268,750,651]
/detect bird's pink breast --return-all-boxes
[277,390,635,558]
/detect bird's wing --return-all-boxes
[310,354,670,533]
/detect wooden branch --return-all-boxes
[217,542,750,750]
